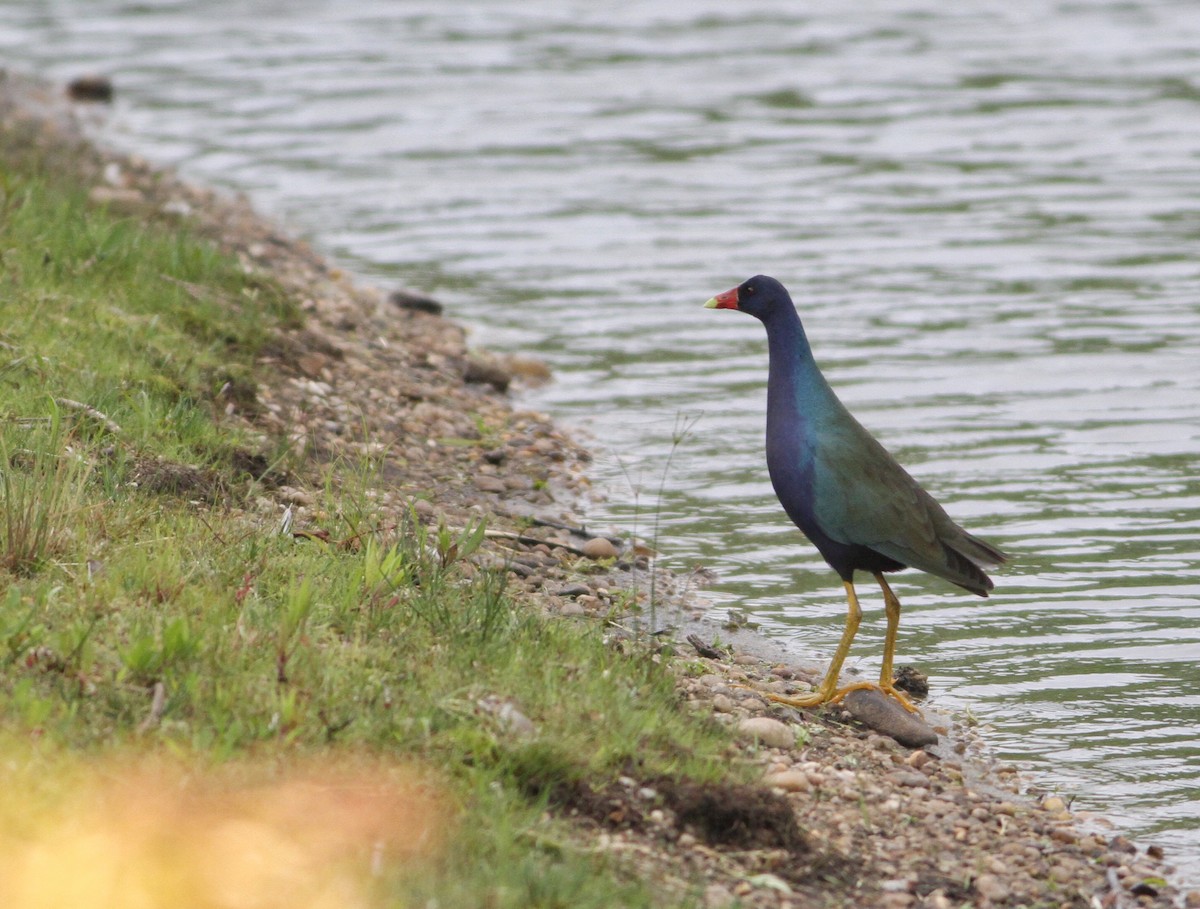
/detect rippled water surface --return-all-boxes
[4,0,1199,879]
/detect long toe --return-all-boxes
[830,680,922,715]
[765,690,833,709]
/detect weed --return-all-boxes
[0,404,92,574]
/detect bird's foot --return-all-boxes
[829,680,922,715]
[760,688,833,709]
[757,680,922,715]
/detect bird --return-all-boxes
[705,275,1007,712]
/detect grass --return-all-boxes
[0,118,742,906]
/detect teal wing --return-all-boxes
[810,414,1005,594]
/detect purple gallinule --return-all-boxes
[706,276,1007,711]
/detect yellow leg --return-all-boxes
[766,576,921,714]
[876,572,901,687]
[870,572,919,713]
[768,580,862,708]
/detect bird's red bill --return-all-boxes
[710,288,739,309]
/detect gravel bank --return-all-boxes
[2,70,1192,908]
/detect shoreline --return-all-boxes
[2,69,1192,907]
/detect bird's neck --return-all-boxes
[763,307,829,413]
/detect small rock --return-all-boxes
[581,537,618,560]
[552,583,591,598]
[710,694,736,713]
[1049,826,1078,845]
[1041,795,1067,813]
[278,486,314,507]
[389,290,444,315]
[558,601,586,617]
[1048,861,1076,884]
[410,499,437,518]
[88,185,144,208]
[892,664,929,696]
[463,355,512,392]
[736,717,794,749]
[67,74,114,102]
[974,873,1009,903]
[703,883,735,908]
[761,770,811,793]
[904,749,932,769]
[474,475,507,494]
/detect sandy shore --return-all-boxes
[2,69,1192,908]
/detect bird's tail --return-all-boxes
[942,532,1008,597]
[953,532,1008,569]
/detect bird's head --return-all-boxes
[704,275,791,323]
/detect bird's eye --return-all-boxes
[744,285,755,296]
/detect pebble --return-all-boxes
[552,583,591,597]
[904,750,932,769]
[67,74,114,102]
[1109,834,1138,853]
[581,537,618,560]
[1048,861,1076,884]
[710,694,736,713]
[736,717,794,749]
[974,873,1009,902]
[703,884,735,909]
[761,770,811,793]
[1049,826,1078,845]
[474,475,507,494]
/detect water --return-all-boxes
[4,0,1200,880]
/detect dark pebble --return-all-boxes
[505,562,537,578]
[552,583,591,598]
[389,290,443,315]
[67,75,114,102]
[893,665,930,697]
[463,356,511,392]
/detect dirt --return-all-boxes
[2,69,1195,909]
